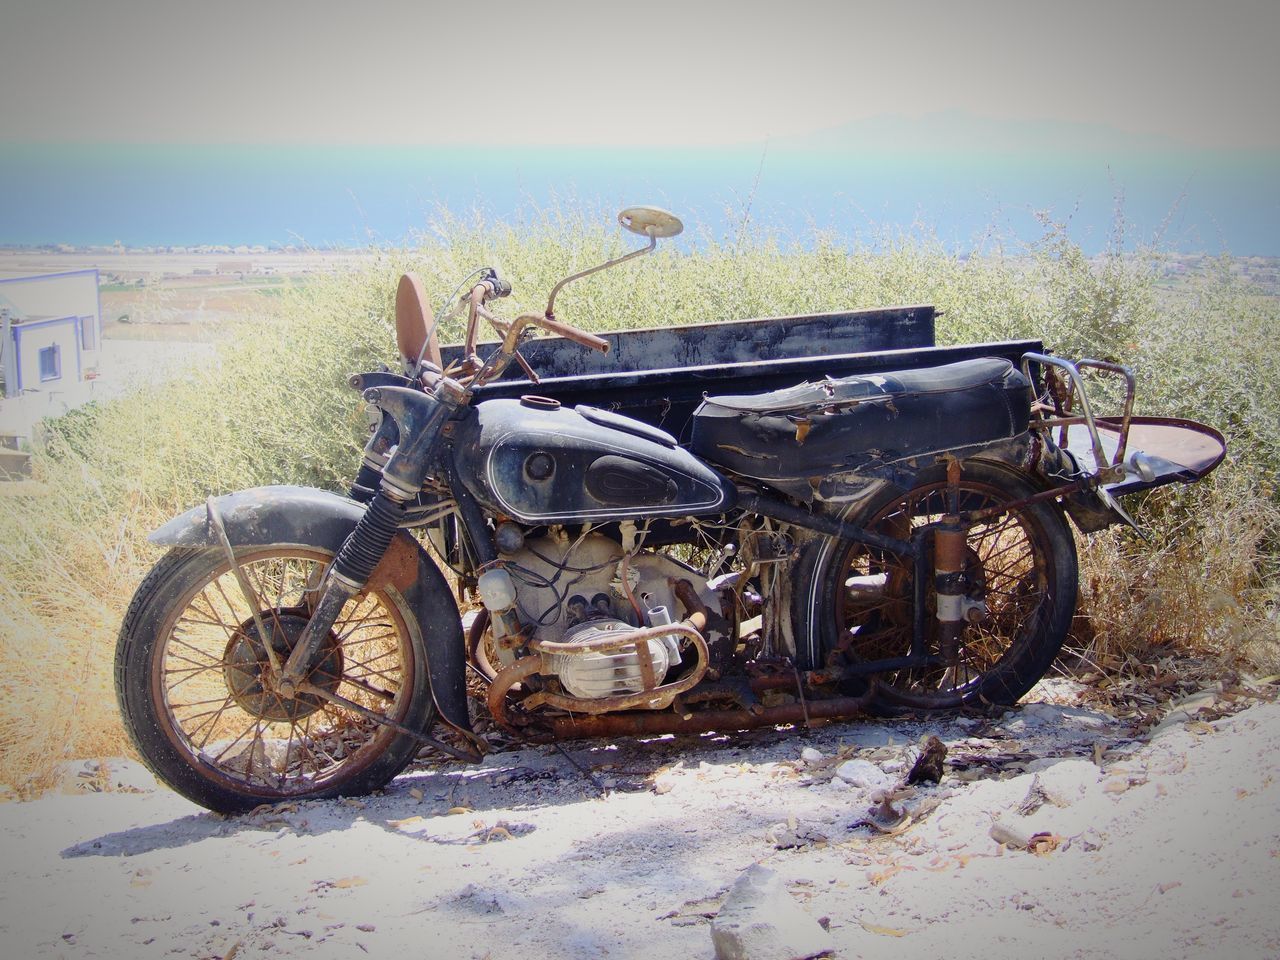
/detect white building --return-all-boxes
[0,269,102,400]
[0,270,103,473]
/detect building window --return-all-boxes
[80,318,97,351]
[38,344,61,382]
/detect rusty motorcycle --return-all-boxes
[115,207,1225,812]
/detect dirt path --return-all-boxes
[2,682,1277,960]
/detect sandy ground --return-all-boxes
[1,681,1277,960]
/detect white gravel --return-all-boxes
[2,682,1277,960]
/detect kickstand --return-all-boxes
[550,741,606,795]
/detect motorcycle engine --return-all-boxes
[549,618,674,700]
[497,531,720,699]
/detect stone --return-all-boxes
[833,758,892,791]
[711,864,832,960]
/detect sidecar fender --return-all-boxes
[149,485,474,744]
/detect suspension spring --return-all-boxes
[333,489,406,585]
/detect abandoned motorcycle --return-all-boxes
[115,206,1225,812]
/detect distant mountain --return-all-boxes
[766,111,1242,158]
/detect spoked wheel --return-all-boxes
[116,546,433,812]
[797,461,1077,711]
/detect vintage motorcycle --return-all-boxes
[115,207,1225,812]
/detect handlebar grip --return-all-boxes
[480,267,512,299]
[537,315,610,353]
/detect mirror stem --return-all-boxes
[544,233,656,318]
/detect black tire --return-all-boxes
[115,545,434,813]
[793,460,1077,711]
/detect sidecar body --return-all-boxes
[441,304,1223,504]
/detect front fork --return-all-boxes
[275,382,461,698]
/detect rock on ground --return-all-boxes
[711,864,832,960]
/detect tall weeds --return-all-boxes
[1,211,1276,791]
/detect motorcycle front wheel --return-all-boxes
[116,545,433,813]
[795,461,1078,711]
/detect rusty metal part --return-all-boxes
[634,630,658,690]
[466,607,498,681]
[294,680,482,763]
[1076,359,1136,463]
[1022,353,1132,484]
[541,690,875,740]
[792,664,811,727]
[1081,416,1227,494]
[488,621,712,722]
[486,654,544,727]
[366,532,420,593]
[395,272,441,371]
[206,496,282,677]
[512,350,541,383]
[544,230,658,320]
[531,620,703,657]
[527,623,711,715]
[671,578,732,638]
[934,522,967,576]
[960,476,1092,525]
[932,519,968,662]
[224,610,342,722]
[671,676,764,716]
[464,282,487,360]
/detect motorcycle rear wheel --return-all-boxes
[796,461,1078,711]
[115,545,433,813]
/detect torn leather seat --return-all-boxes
[689,357,1032,482]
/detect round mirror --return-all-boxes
[618,206,684,239]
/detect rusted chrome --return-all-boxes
[932,519,968,662]
[295,681,482,763]
[487,621,712,721]
[530,620,704,657]
[634,630,658,690]
[545,232,657,319]
[1077,416,1227,495]
[957,476,1092,525]
[206,496,281,677]
[541,691,875,740]
[395,272,442,373]
[1077,359,1136,464]
[528,623,711,715]
[464,282,487,361]
[487,654,544,727]
[1022,352,1134,484]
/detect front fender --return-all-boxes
[149,485,367,548]
[150,485,474,744]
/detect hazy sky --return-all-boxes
[2,0,1278,149]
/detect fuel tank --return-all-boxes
[451,398,736,524]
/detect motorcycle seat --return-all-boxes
[689,357,1031,483]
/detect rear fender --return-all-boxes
[149,485,472,740]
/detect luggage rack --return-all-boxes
[1022,352,1225,496]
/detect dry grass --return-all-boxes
[1,210,1277,792]
[0,473,150,796]
[1073,467,1280,675]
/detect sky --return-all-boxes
[3,0,1277,149]
[1,0,1277,251]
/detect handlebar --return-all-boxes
[499,311,609,355]
[483,275,512,299]
[533,314,610,353]
[458,269,611,389]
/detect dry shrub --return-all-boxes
[1,208,1276,790]
[0,469,149,796]
[1074,466,1280,676]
